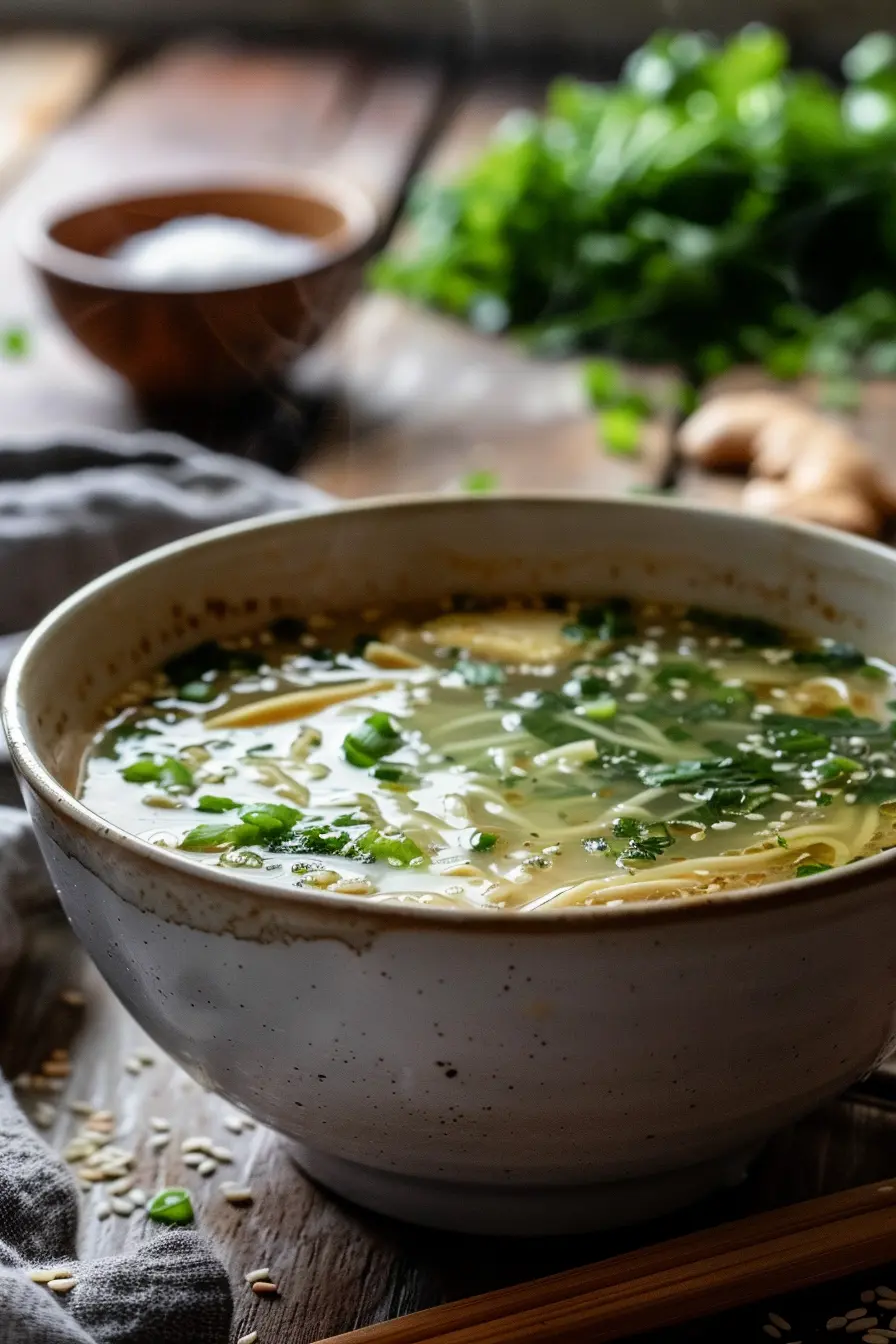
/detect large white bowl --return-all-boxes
[5,495,896,1234]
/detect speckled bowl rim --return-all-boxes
[6,491,896,933]
[18,168,379,296]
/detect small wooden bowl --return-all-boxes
[23,174,378,400]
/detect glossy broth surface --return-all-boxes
[80,599,896,911]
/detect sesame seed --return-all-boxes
[242,1119,256,1130]
[769,1314,791,1331]
[28,1269,74,1283]
[845,792,858,804]
[96,1203,111,1221]
[795,799,816,809]
[877,1289,896,1299]
[59,989,86,1007]
[110,1197,134,1217]
[850,1312,872,1322]
[865,1294,879,1305]
[149,1133,171,1151]
[764,1327,782,1339]
[882,1304,896,1313]
[225,1116,245,1134]
[744,813,765,821]
[245,1268,271,1285]
[69,1101,95,1117]
[48,1278,77,1294]
[780,810,794,821]
[828,1319,849,1331]
[223,1186,254,1205]
[182,1136,214,1154]
[150,1117,171,1132]
[625,692,648,703]
[237,1335,259,1344]
[864,1333,889,1342]
[689,831,706,841]
[772,793,792,803]
[710,820,736,830]
[183,1153,204,1168]
[879,1185,894,1192]
[198,1159,217,1177]
[33,1102,57,1129]
[124,1058,141,1076]
[130,1188,147,1207]
[107,1176,134,1196]
[91,1110,115,1123]
[210,1146,233,1163]
[847,1320,879,1333]
[252,1282,279,1297]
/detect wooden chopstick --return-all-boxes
[317,1175,896,1344]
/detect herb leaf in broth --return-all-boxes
[120,756,193,792]
[792,641,867,672]
[343,712,402,768]
[455,659,505,686]
[163,640,264,692]
[685,607,785,647]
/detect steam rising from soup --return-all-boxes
[80,598,896,912]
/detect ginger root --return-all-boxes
[679,391,893,537]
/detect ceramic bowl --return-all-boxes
[22,174,377,400]
[5,496,896,1235]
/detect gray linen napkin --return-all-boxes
[0,428,330,1342]
[0,1079,232,1343]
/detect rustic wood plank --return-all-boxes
[0,34,110,188]
[301,77,672,497]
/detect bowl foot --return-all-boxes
[289,1142,756,1235]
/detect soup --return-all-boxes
[79,598,896,912]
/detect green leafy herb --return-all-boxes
[455,658,505,687]
[792,642,866,672]
[121,756,193,792]
[343,713,402,768]
[239,803,301,836]
[95,722,160,760]
[776,834,789,848]
[582,695,618,720]
[610,817,675,863]
[163,641,264,694]
[352,828,425,867]
[564,598,635,642]
[471,830,498,852]
[2,325,29,359]
[372,763,420,787]
[462,469,499,493]
[795,862,834,878]
[176,680,218,703]
[196,794,239,813]
[179,821,262,852]
[372,28,896,387]
[147,1188,194,1225]
[686,608,784,647]
[597,406,644,456]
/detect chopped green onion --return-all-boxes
[196,794,239,813]
[795,862,833,878]
[121,756,194,792]
[471,830,498,852]
[582,696,617,721]
[177,680,218,703]
[179,821,261,852]
[462,469,499,493]
[343,712,402,768]
[353,829,425,867]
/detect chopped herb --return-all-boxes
[179,821,261,852]
[121,756,194,792]
[598,406,645,456]
[471,830,499,852]
[343,712,403,768]
[855,773,896,804]
[582,695,617,721]
[462,469,499,493]
[792,642,866,672]
[776,834,789,848]
[795,862,833,878]
[147,1188,194,1225]
[610,816,675,862]
[564,598,635,643]
[353,829,425,867]
[1,325,28,359]
[245,743,275,756]
[164,641,264,691]
[196,794,239,813]
[95,722,160,760]
[686,608,784,647]
[239,803,301,837]
[372,762,420,787]
[455,658,505,686]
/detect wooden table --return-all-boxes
[2,33,896,1344]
